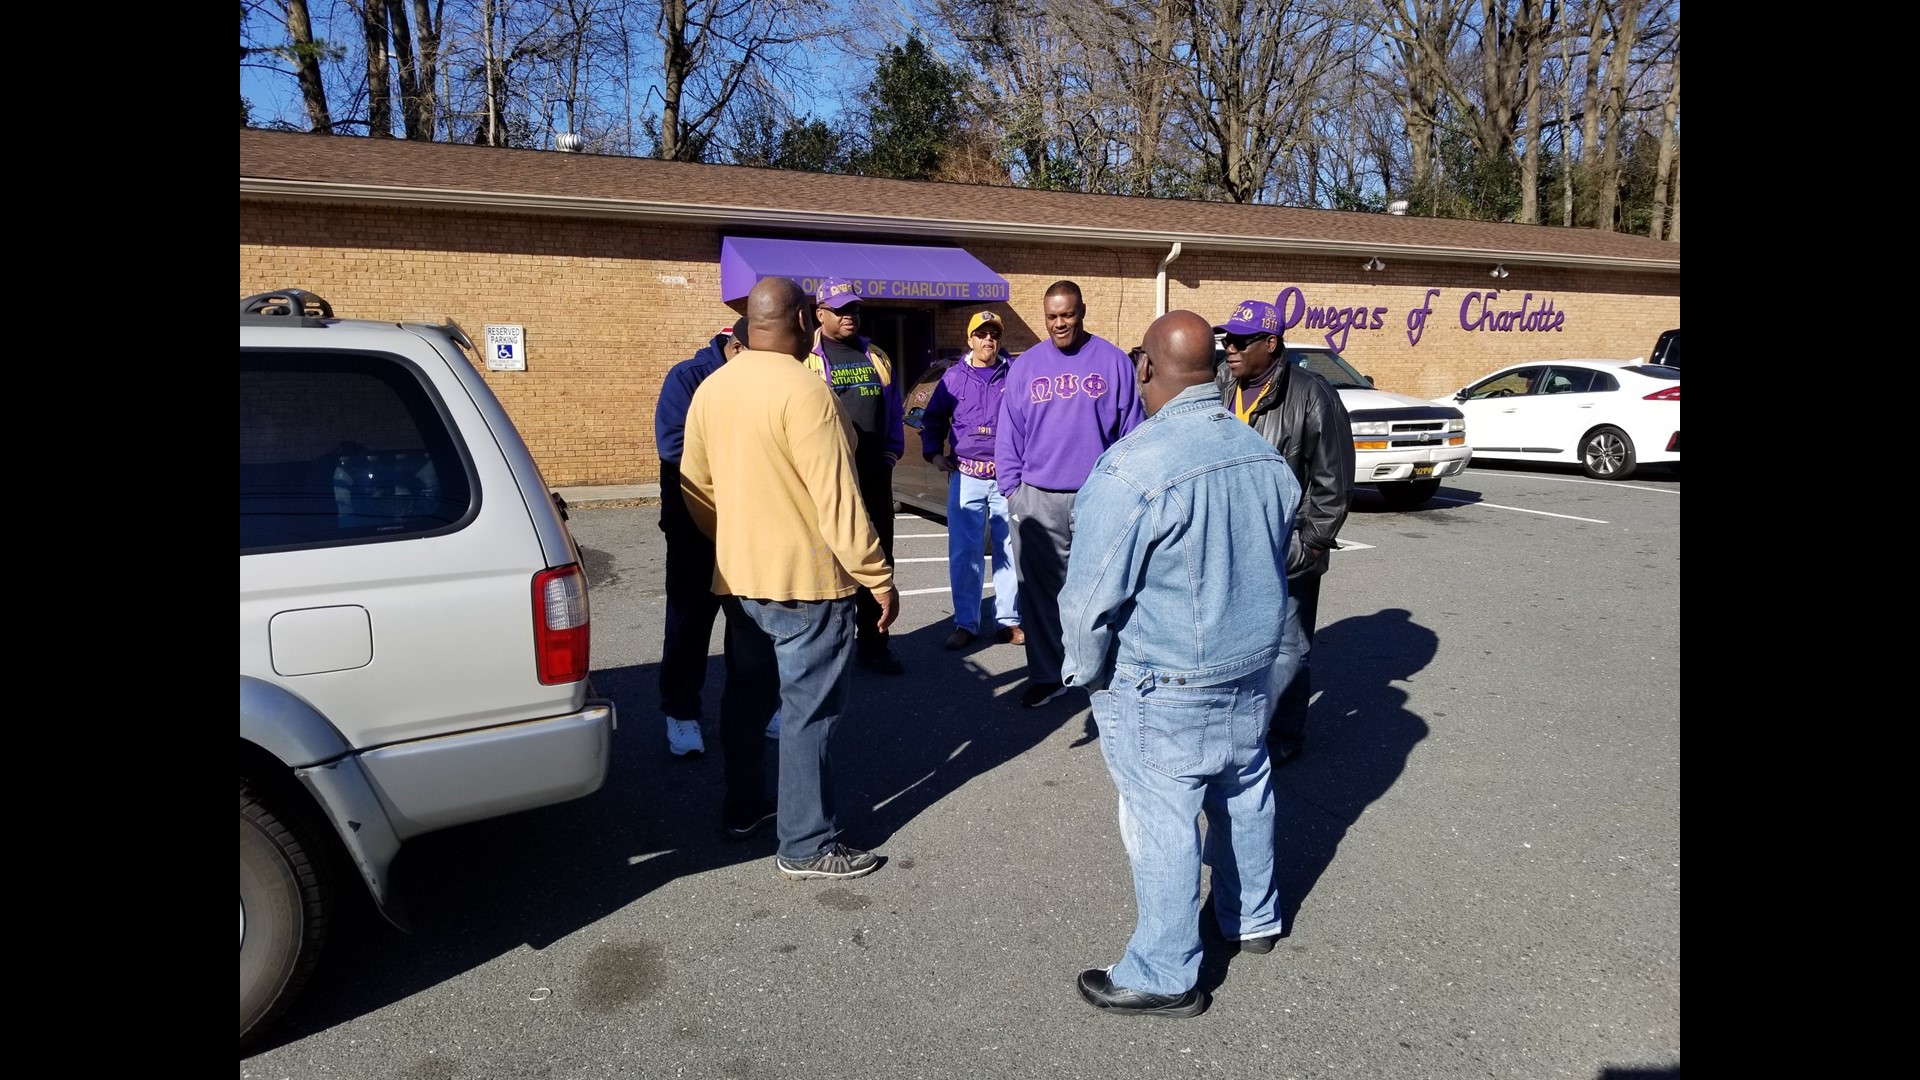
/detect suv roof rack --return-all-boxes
[241,289,335,326]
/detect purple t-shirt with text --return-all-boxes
[995,332,1143,496]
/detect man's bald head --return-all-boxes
[746,277,816,359]
[1136,310,1218,415]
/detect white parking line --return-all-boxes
[1431,494,1608,523]
[1466,472,1678,495]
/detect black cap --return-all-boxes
[730,315,750,347]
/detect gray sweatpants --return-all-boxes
[1009,483,1077,685]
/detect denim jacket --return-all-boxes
[1060,384,1301,693]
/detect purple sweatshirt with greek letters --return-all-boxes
[994,332,1144,497]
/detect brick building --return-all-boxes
[240,128,1680,489]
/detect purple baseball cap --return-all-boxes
[814,277,867,309]
[1214,300,1282,336]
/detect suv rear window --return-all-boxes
[240,351,473,552]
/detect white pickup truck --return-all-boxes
[1253,340,1472,508]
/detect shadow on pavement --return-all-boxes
[1190,606,1437,995]
[248,618,1076,1054]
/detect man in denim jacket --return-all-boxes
[1061,310,1301,1018]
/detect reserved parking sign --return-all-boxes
[485,324,526,371]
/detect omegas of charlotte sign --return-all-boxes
[1274,286,1569,350]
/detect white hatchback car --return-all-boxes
[240,290,615,1046]
[1440,358,1680,480]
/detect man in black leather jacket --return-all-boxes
[1212,300,1355,763]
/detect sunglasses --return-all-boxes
[1222,332,1271,351]
[972,328,1001,339]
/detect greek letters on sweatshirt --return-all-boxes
[994,333,1144,497]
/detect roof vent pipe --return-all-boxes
[1156,242,1183,316]
[556,132,584,153]
[1386,200,1409,216]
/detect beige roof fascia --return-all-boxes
[240,177,1678,275]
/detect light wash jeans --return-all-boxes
[719,595,856,861]
[947,472,1019,633]
[1089,667,1282,995]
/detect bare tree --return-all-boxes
[286,0,336,132]
[1646,20,1675,240]
[1591,0,1639,230]
[1175,1,1347,203]
[383,0,442,139]
[352,1,397,135]
[652,0,813,162]
[1371,0,1470,185]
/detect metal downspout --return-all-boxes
[1156,242,1183,317]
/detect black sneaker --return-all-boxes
[1238,933,1282,954]
[775,843,882,880]
[857,651,906,676]
[722,802,777,842]
[1021,681,1068,708]
[1267,732,1303,767]
[1076,967,1209,1018]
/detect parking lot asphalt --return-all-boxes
[241,464,1679,1080]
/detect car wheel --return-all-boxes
[1581,425,1638,480]
[1376,479,1441,508]
[241,781,330,1046]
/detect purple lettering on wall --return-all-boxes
[1460,291,1567,334]
[1263,285,1570,349]
[1406,290,1439,347]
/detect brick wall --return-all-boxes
[242,201,1679,487]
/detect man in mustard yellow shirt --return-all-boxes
[680,276,900,881]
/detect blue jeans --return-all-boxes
[719,595,856,860]
[946,472,1019,633]
[1090,667,1281,995]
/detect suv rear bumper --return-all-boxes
[360,699,616,839]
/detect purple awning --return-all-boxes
[719,236,1010,305]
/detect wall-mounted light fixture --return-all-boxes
[1362,257,1386,272]
[1489,263,1510,279]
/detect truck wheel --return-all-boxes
[1376,479,1441,508]
[1580,426,1637,480]
[241,781,330,1046]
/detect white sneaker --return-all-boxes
[765,710,782,739]
[666,716,705,757]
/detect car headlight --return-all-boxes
[1350,420,1391,437]
[1447,418,1465,433]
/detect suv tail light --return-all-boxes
[533,565,591,685]
[1644,387,1680,401]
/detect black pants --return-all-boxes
[853,457,896,658]
[1267,569,1323,750]
[658,463,721,720]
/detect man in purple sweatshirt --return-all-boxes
[920,309,1022,652]
[996,281,1145,707]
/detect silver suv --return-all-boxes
[239,290,615,1046]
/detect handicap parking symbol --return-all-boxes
[497,344,515,360]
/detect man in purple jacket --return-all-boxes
[920,309,1022,651]
[996,281,1145,707]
